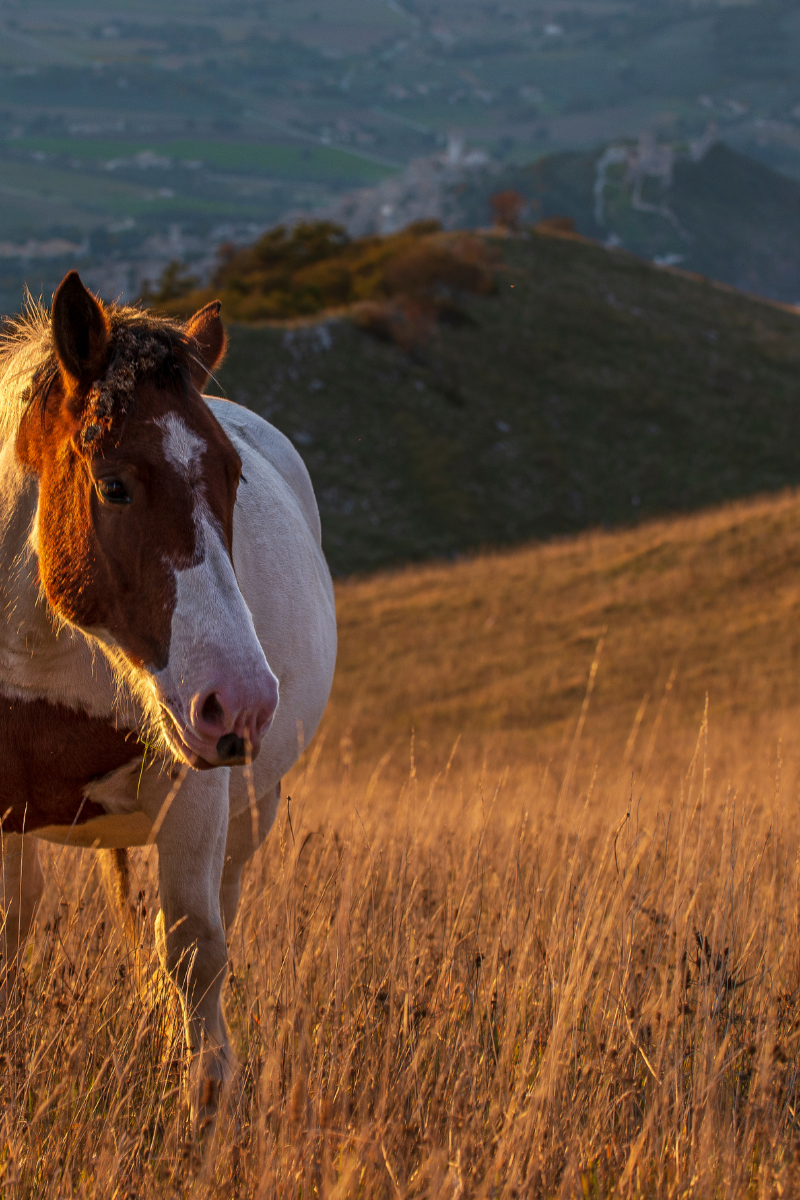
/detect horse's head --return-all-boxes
[16,271,278,769]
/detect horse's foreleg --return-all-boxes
[0,833,44,1008]
[220,781,280,932]
[150,773,234,1135]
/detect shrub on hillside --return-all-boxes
[490,188,526,230]
[147,221,498,342]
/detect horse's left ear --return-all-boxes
[51,271,110,383]
[185,300,227,391]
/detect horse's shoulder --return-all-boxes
[204,398,322,547]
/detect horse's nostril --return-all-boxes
[255,705,273,734]
[217,732,246,762]
[201,692,225,727]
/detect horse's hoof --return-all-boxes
[195,1077,221,1139]
[188,1045,238,1143]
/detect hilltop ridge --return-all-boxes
[213,227,800,575]
[305,139,800,305]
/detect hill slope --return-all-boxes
[313,484,800,793]
[18,476,800,1200]
[445,142,800,304]
[215,229,800,575]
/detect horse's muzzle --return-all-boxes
[185,669,278,767]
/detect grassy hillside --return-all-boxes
[322,485,800,786]
[15,487,800,1197]
[440,143,800,303]
[214,228,800,575]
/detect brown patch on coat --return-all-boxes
[0,697,141,833]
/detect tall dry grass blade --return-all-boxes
[557,629,606,808]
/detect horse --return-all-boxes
[0,270,337,1127]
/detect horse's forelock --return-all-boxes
[73,317,192,446]
[2,304,194,445]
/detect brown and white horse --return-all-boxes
[0,271,337,1123]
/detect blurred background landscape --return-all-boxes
[3,0,800,314]
[4,0,799,576]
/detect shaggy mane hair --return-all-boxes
[0,294,195,445]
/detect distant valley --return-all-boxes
[2,0,800,313]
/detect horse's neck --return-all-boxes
[0,438,120,718]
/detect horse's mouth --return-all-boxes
[158,706,217,770]
[158,706,250,770]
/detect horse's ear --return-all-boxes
[185,300,226,391]
[51,271,110,383]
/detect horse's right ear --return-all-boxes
[185,300,226,390]
[51,271,110,383]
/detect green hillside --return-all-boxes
[452,143,800,304]
[213,229,800,576]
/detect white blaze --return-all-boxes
[162,513,271,700]
[156,413,207,479]
[153,413,278,747]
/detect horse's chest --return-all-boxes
[0,694,142,833]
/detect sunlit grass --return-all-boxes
[6,491,800,1196]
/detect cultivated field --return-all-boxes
[7,488,800,1197]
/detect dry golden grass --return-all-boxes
[7,489,800,1197]
[328,485,800,784]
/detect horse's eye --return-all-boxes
[96,479,131,505]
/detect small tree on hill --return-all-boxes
[490,189,526,231]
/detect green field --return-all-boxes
[9,138,394,181]
[0,139,393,240]
[3,0,800,324]
[0,160,260,241]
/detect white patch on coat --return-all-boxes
[154,512,278,738]
[204,398,336,822]
[36,811,154,849]
[153,414,274,747]
[156,413,207,478]
[84,756,152,815]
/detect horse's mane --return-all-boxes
[0,296,52,443]
[0,294,192,444]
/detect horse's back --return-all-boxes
[206,398,322,548]
[206,398,337,796]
